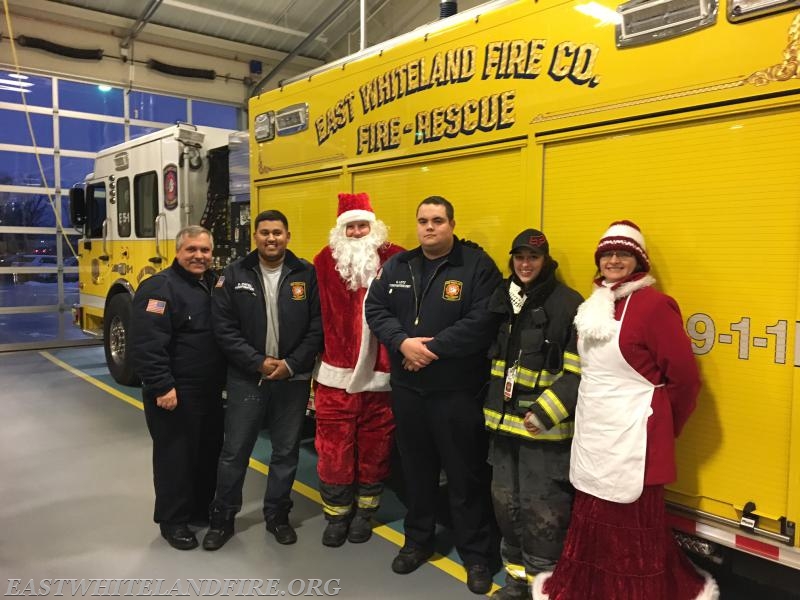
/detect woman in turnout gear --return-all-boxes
[484,228,582,600]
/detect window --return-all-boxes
[117,177,131,238]
[0,71,53,108]
[59,80,124,117]
[192,100,238,129]
[60,157,95,189]
[0,109,53,147]
[59,117,125,152]
[130,91,187,123]
[134,172,158,238]
[0,150,55,189]
[86,182,107,238]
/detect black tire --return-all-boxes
[103,294,140,386]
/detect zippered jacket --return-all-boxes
[365,237,502,392]
[131,259,225,397]
[212,249,323,382]
[484,271,582,441]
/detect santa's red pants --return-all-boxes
[314,383,394,520]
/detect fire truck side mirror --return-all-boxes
[69,187,87,228]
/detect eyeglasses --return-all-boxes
[599,250,634,260]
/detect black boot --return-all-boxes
[160,523,198,550]
[347,511,373,543]
[202,512,234,551]
[322,516,350,547]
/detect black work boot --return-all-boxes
[160,523,198,550]
[266,516,297,545]
[202,513,234,551]
[347,512,373,543]
[322,517,350,547]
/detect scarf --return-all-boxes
[574,273,656,341]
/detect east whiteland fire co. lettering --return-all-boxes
[312,38,601,152]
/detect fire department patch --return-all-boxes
[290,281,306,300]
[146,298,167,315]
[443,280,463,301]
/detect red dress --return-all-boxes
[534,274,718,600]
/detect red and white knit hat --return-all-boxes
[336,192,376,227]
[594,220,650,272]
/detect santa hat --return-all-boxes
[336,192,376,227]
[594,220,650,272]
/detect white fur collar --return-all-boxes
[574,275,656,341]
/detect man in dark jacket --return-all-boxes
[130,225,225,551]
[365,196,502,595]
[202,210,322,550]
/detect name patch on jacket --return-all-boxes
[389,280,411,289]
[234,282,256,294]
[443,280,463,301]
[290,282,306,300]
[146,299,167,315]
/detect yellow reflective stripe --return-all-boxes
[322,502,353,517]
[515,366,538,387]
[491,362,567,389]
[538,370,561,387]
[357,495,380,509]
[563,351,581,375]
[538,388,569,423]
[484,408,573,440]
[504,562,527,582]
[491,359,506,378]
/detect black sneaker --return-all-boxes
[160,524,198,551]
[391,547,433,574]
[266,519,297,545]
[322,521,349,547]
[466,564,493,595]
[347,514,372,544]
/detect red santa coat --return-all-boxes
[602,276,701,485]
[313,242,404,393]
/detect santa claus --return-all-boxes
[313,192,404,547]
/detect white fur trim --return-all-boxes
[316,281,391,393]
[336,209,376,227]
[574,275,656,341]
[531,572,552,600]
[574,285,616,341]
[602,223,646,249]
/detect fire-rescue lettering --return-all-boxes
[313,38,601,148]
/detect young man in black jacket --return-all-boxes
[202,210,322,550]
[365,196,502,595]
[130,225,226,551]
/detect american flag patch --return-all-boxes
[146,299,167,315]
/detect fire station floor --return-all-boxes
[3,348,799,599]
[0,348,487,599]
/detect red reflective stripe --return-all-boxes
[667,513,697,534]
[735,535,780,560]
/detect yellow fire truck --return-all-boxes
[70,124,250,385]
[247,0,800,585]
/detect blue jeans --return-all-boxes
[210,372,309,522]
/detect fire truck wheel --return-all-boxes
[104,294,140,386]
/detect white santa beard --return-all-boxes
[330,222,387,291]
